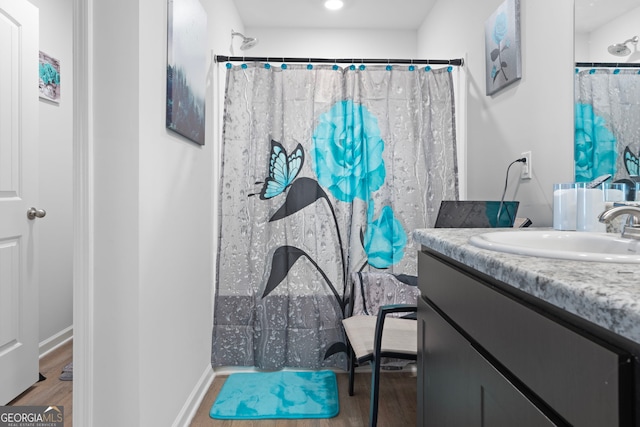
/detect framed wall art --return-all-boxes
[484,0,521,95]
[39,51,60,103]
[166,0,207,145]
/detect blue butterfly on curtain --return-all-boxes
[249,140,305,199]
[624,146,640,177]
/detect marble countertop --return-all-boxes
[413,227,640,345]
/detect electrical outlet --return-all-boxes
[521,151,532,179]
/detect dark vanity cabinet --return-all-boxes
[417,248,636,427]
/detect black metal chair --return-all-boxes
[342,273,418,427]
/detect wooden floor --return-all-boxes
[8,341,416,427]
[190,370,417,427]
[8,339,73,426]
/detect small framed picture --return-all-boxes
[39,51,60,103]
[484,0,521,95]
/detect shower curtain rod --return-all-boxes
[576,62,640,68]
[215,55,464,66]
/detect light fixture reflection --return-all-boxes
[324,0,344,10]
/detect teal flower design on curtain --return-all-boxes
[259,100,409,331]
[363,203,407,269]
[311,99,406,269]
[575,103,617,182]
[311,100,386,202]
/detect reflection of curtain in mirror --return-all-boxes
[575,69,640,181]
[212,63,458,369]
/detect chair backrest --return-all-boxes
[347,272,419,318]
[434,200,520,228]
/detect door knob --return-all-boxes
[27,207,46,220]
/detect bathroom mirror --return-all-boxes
[574,0,640,183]
[574,0,640,62]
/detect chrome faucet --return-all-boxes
[598,205,640,240]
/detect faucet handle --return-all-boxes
[599,204,640,240]
[627,212,640,226]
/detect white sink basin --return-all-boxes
[468,230,640,263]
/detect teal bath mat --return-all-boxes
[209,370,339,420]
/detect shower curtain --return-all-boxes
[575,68,640,181]
[212,62,458,369]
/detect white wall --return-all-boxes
[574,31,589,61]
[28,0,74,350]
[245,28,417,58]
[418,0,575,226]
[90,0,243,425]
[576,5,640,63]
[92,0,141,422]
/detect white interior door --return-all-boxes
[0,0,40,405]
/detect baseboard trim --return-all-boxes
[39,326,73,358]
[172,364,215,427]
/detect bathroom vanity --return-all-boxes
[414,228,640,427]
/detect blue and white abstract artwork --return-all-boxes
[166,0,207,145]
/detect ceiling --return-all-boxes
[233,0,639,33]
[574,0,639,33]
[233,0,436,30]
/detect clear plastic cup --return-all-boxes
[553,183,578,230]
[576,183,605,232]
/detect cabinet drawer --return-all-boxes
[419,250,632,427]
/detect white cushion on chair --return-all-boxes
[342,315,417,360]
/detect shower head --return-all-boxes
[608,43,631,56]
[608,36,638,57]
[231,30,259,51]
